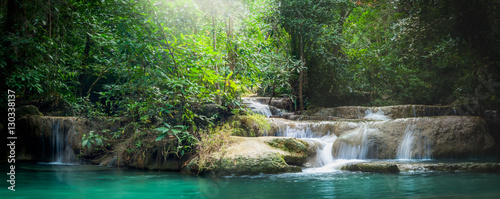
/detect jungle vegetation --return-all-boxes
[1,0,499,155]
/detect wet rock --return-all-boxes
[341,162,400,173]
[397,162,500,173]
[343,161,500,173]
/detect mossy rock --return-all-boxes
[183,137,306,175]
[266,138,307,153]
[229,114,270,137]
[16,105,43,117]
[215,153,301,175]
[341,162,400,173]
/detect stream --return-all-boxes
[2,99,499,198]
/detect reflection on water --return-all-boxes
[2,163,500,199]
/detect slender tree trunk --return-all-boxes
[79,34,91,97]
[213,15,221,104]
[298,34,304,111]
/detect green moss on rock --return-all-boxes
[229,114,271,137]
[341,162,400,173]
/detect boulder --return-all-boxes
[184,136,311,175]
[16,105,43,117]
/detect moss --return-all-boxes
[341,162,400,173]
[229,114,271,137]
[210,153,301,175]
[265,138,307,153]
[16,105,44,117]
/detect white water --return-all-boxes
[334,124,375,159]
[246,98,434,173]
[413,105,417,117]
[271,120,336,138]
[363,109,391,120]
[396,124,432,160]
[242,98,273,117]
[42,118,77,164]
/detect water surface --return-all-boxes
[2,163,500,199]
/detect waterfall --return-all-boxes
[41,118,77,164]
[412,105,416,117]
[363,109,391,120]
[333,125,373,159]
[302,135,336,167]
[51,119,64,163]
[396,124,432,160]
[242,98,273,117]
[272,120,335,138]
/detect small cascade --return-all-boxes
[51,119,65,162]
[333,124,374,159]
[269,119,337,138]
[242,98,273,117]
[396,124,432,160]
[363,109,392,120]
[42,117,77,164]
[356,107,361,119]
[302,135,336,167]
[412,105,417,117]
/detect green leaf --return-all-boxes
[154,127,170,133]
[156,133,167,141]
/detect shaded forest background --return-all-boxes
[1,0,499,121]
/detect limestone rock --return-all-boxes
[184,136,309,175]
[332,116,496,159]
[312,105,465,119]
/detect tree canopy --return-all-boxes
[1,0,499,119]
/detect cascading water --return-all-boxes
[41,118,77,164]
[270,120,336,138]
[248,98,436,173]
[396,124,432,160]
[412,105,417,117]
[363,109,392,120]
[242,98,273,117]
[269,118,365,171]
[51,119,65,163]
[334,124,372,159]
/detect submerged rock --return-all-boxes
[341,162,400,173]
[342,161,500,173]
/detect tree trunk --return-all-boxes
[213,15,221,104]
[298,34,305,111]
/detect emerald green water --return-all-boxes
[2,163,500,198]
